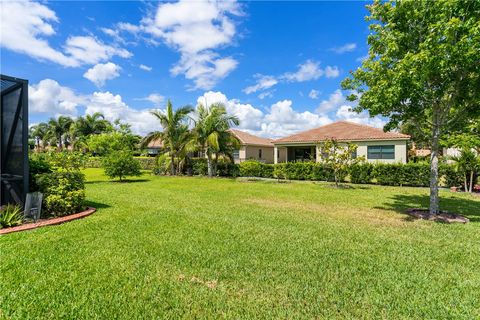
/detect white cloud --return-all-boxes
[316,89,346,114]
[29,79,85,115]
[123,0,243,90]
[316,89,386,128]
[29,79,160,135]
[197,91,332,138]
[243,75,278,94]
[64,36,132,65]
[0,1,76,67]
[331,43,357,54]
[85,92,160,135]
[325,66,340,78]
[139,64,152,71]
[83,62,121,87]
[137,93,165,106]
[258,91,274,100]
[336,105,385,128]
[282,60,339,82]
[309,89,319,99]
[0,2,132,67]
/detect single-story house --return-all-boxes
[146,139,163,156]
[273,121,410,164]
[229,129,275,164]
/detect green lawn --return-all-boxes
[1,169,479,319]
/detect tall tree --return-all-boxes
[47,116,74,150]
[190,103,239,177]
[342,0,480,214]
[30,122,49,151]
[142,100,193,175]
[75,112,111,136]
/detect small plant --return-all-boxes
[319,139,360,187]
[103,150,142,181]
[0,204,23,228]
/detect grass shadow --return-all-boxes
[375,193,480,222]
[84,200,111,210]
[110,179,150,183]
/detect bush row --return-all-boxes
[86,156,156,170]
[238,160,464,187]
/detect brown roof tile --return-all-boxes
[274,121,409,144]
[229,129,274,147]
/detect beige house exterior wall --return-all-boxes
[274,139,408,164]
[235,145,274,164]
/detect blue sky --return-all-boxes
[1,0,384,137]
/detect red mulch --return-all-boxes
[406,208,469,224]
[0,207,96,235]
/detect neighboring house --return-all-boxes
[146,139,163,156]
[273,121,410,164]
[229,129,275,164]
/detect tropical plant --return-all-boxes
[190,103,239,177]
[319,139,360,187]
[0,204,23,228]
[451,149,479,193]
[341,0,480,214]
[46,116,74,150]
[102,150,142,181]
[30,122,50,151]
[142,100,193,175]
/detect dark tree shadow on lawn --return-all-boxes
[110,179,150,183]
[376,194,480,222]
[84,200,111,210]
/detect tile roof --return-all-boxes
[274,121,410,144]
[147,138,163,148]
[229,129,274,147]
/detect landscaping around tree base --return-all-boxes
[0,207,96,235]
[406,208,470,224]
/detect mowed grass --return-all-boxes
[1,168,480,319]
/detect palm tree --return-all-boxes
[142,100,193,175]
[47,116,73,150]
[190,103,239,177]
[30,122,49,151]
[76,112,111,136]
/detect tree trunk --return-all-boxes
[207,154,214,177]
[170,154,175,176]
[429,109,441,215]
[469,170,474,193]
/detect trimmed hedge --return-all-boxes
[86,156,156,170]
[187,158,239,177]
[239,160,274,178]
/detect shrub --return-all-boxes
[0,204,23,228]
[47,151,86,171]
[153,154,170,175]
[36,171,86,217]
[102,151,141,181]
[191,158,208,176]
[349,163,375,184]
[216,162,240,177]
[29,153,53,192]
[239,160,273,178]
[372,162,431,187]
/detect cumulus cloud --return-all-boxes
[331,43,357,54]
[258,91,274,100]
[29,79,85,115]
[197,91,332,138]
[324,66,340,78]
[29,79,160,135]
[137,93,165,106]
[0,1,132,67]
[282,60,325,82]
[309,89,319,99]
[85,92,160,135]
[119,0,243,90]
[83,62,121,86]
[139,64,152,71]
[243,74,278,94]
[317,89,385,128]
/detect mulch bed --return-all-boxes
[0,207,96,235]
[406,208,469,224]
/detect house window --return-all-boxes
[367,145,395,159]
[233,150,239,160]
[258,149,262,159]
[351,149,357,159]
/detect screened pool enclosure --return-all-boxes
[1,75,29,206]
